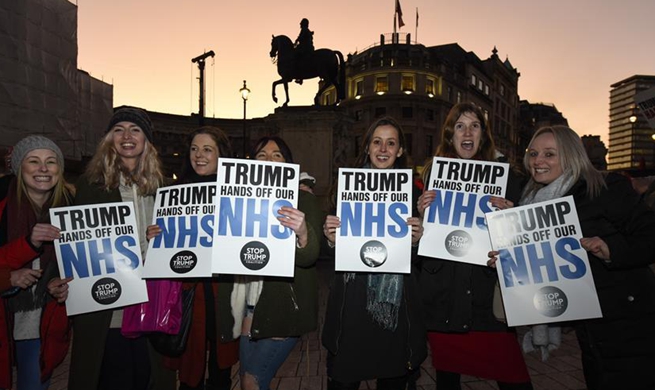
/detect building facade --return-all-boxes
[608,75,655,171]
[0,0,113,175]
[320,33,521,168]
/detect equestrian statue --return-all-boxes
[270,18,346,107]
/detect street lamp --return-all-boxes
[240,80,250,157]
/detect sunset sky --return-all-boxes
[75,0,655,144]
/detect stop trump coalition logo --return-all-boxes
[359,240,388,268]
[240,241,271,271]
[91,277,122,305]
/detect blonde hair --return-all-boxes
[522,126,605,199]
[85,131,163,195]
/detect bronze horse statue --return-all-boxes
[270,35,345,106]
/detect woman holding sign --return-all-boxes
[148,126,239,390]
[235,136,323,390]
[490,126,655,390]
[68,107,176,390]
[322,117,427,390]
[0,135,73,390]
[417,103,533,390]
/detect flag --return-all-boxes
[395,0,405,28]
[416,7,419,28]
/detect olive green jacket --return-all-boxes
[249,190,324,339]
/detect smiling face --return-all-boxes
[190,133,219,176]
[20,148,60,201]
[111,121,146,170]
[527,132,564,185]
[452,112,482,159]
[255,140,286,162]
[367,124,403,169]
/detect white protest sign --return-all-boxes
[486,196,602,327]
[419,157,509,265]
[336,168,413,273]
[143,182,216,278]
[50,202,148,316]
[635,86,655,130]
[212,158,299,277]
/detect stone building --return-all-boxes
[0,0,113,175]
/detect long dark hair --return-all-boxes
[180,126,233,181]
[354,116,408,169]
[250,136,294,163]
[435,102,496,161]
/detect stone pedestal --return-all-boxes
[258,106,355,199]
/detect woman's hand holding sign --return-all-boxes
[277,206,308,248]
[417,190,436,218]
[580,237,610,261]
[323,215,340,248]
[408,217,423,246]
[489,196,514,210]
[48,276,73,303]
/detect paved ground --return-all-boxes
[45,260,588,390]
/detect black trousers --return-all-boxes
[98,329,151,390]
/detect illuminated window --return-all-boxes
[375,76,388,95]
[402,75,414,94]
[426,79,435,97]
[471,74,477,86]
[354,79,363,98]
[484,84,490,95]
[456,91,462,103]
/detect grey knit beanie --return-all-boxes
[11,135,64,174]
[106,106,153,142]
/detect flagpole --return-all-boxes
[415,7,418,43]
[393,2,397,34]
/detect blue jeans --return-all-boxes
[15,338,50,390]
[239,336,299,390]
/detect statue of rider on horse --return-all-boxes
[270,18,345,107]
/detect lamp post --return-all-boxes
[240,80,250,157]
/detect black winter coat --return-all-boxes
[569,173,655,320]
[417,169,524,332]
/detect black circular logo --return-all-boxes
[533,286,568,317]
[91,277,121,305]
[240,241,270,270]
[169,250,197,274]
[445,230,473,257]
[359,240,388,268]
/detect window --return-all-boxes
[426,109,434,121]
[375,107,387,117]
[456,91,462,103]
[426,135,434,157]
[471,74,477,86]
[375,76,388,95]
[401,75,415,94]
[484,84,490,95]
[500,84,505,96]
[355,110,363,122]
[402,107,413,118]
[483,109,489,121]
[477,80,483,90]
[447,86,452,102]
[426,78,435,97]
[354,79,363,98]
